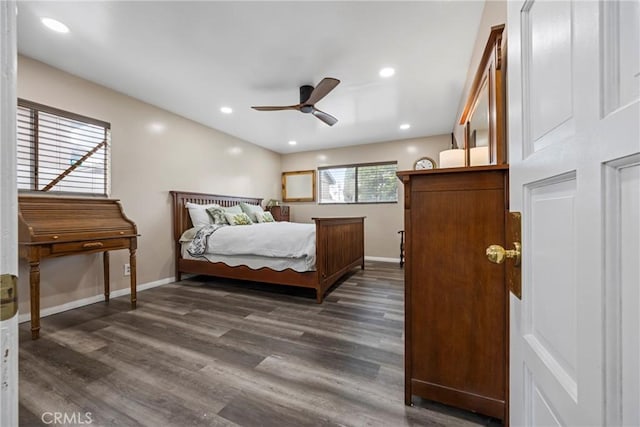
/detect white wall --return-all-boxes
[17,56,282,315]
[453,0,507,146]
[281,135,451,259]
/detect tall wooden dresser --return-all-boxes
[397,165,509,421]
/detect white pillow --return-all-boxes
[185,202,219,227]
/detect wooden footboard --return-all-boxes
[313,217,365,302]
[170,191,364,303]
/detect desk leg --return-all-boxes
[130,248,137,309]
[29,261,40,340]
[103,251,110,302]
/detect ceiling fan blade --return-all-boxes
[252,105,300,111]
[305,78,340,105]
[312,108,338,126]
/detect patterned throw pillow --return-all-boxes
[206,206,228,225]
[255,211,275,223]
[224,212,253,226]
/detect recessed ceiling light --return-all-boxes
[41,17,69,33]
[379,67,395,78]
[400,123,411,130]
[220,106,233,114]
[288,140,297,146]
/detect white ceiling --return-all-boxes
[16,1,484,154]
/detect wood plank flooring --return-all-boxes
[19,261,501,427]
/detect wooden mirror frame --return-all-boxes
[282,170,316,202]
[459,24,506,166]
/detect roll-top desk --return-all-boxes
[18,195,138,339]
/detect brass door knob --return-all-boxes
[486,242,521,266]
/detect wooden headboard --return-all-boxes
[170,191,263,241]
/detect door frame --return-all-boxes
[0,0,19,425]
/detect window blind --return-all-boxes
[318,161,398,204]
[17,99,110,196]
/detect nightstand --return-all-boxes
[266,205,289,221]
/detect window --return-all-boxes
[17,99,111,196]
[318,161,398,204]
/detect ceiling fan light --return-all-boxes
[220,106,233,114]
[252,77,340,126]
[379,67,395,78]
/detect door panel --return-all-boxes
[619,163,640,426]
[526,370,564,426]
[525,176,578,399]
[605,155,640,426]
[522,0,575,154]
[602,0,640,113]
[508,0,640,425]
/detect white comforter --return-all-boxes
[205,222,315,258]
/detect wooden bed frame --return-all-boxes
[170,191,365,303]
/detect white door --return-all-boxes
[0,1,18,426]
[508,0,640,426]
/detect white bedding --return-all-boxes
[182,222,317,272]
[181,245,316,272]
[202,222,315,258]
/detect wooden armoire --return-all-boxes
[397,165,509,421]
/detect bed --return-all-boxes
[170,191,365,303]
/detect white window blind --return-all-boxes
[318,161,398,204]
[17,99,110,196]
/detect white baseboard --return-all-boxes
[18,276,174,324]
[365,256,401,263]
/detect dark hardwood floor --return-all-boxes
[19,261,501,427]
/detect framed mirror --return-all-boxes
[459,24,506,166]
[282,170,316,202]
[468,79,490,165]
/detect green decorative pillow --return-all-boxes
[239,202,265,222]
[224,212,253,226]
[255,211,275,223]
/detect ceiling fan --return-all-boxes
[251,77,340,126]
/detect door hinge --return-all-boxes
[0,274,18,321]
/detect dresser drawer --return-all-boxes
[50,238,131,255]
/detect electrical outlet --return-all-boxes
[123,263,131,276]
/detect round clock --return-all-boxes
[413,157,437,170]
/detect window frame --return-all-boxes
[317,160,399,205]
[17,98,111,197]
